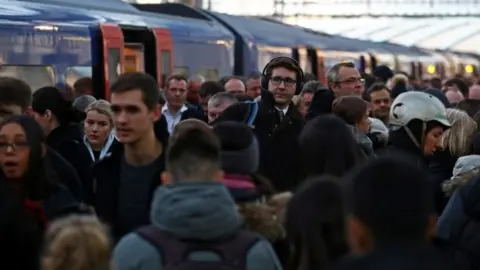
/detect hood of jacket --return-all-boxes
[442,155,480,196]
[46,123,83,149]
[348,125,375,157]
[150,182,242,240]
[238,202,285,242]
[305,88,335,120]
[386,128,429,167]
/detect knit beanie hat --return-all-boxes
[212,121,259,174]
[374,65,394,83]
[424,88,450,108]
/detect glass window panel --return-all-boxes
[107,48,120,85]
[161,50,172,78]
[64,66,92,89]
[173,66,189,77]
[0,66,55,92]
[196,68,219,81]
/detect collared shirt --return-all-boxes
[162,103,188,133]
[275,106,289,121]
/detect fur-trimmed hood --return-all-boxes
[442,155,480,196]
[237,202,285,242]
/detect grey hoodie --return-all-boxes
[114,182,282,270]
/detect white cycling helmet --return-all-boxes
[389,91,451,149]
[390,91,451,128]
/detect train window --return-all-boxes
[108,48,121,84]
[173,66,189,77]
[0,66,55,92]
[161,50,172,81]
[124,44,145,73]
[197,68,219,81]
[64,67,92,89]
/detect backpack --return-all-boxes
[136,225,261,270]
[243,101,259,127]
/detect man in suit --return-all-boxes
[160,74,207,134]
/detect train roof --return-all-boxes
[206,11,331,49]
[140,12,234,40]
[0,0,103,24]
[0,1,232,41]
[15,0,138,13]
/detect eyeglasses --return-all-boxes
[270,76,297,87]
[0,141,29,153]
[336,78,365,85]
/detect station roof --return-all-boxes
[285,17,480,53]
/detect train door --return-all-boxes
[92,24,125,100]
[120,26,155,77]
[152,28,174,88]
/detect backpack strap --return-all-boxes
[216,230,262,268]
[136,225,186,266]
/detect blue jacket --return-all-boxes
[113,182,282,270]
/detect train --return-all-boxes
[0,0,478,100]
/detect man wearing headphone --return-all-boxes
[215,57,305,192]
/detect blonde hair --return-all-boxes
[85,99,112,121]
[441,108,477,156]
[43,215,111,270]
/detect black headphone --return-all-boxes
[260,56,305,95]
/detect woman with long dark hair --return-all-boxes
[31,86,86,152]
[285,176,347,270]
[300,115,364,178]
[30,86,86,200]
[0,115,81,228]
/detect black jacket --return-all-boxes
[43,184,84,221]
[154,105,207,138]
[215,90,305,192]
[89,130,168,241]
[46,147,83,202]
[380,128,429,168]
[46,123,85,201]
[428,150,458,214]
[436,173,480,269]
[335,244,460,270]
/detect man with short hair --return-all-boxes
[198,81,225,113]
[327,62,365,98]
[307,62,365,119]
[297,88,314,118]
[92,72,166,241]
[0,76,32,122]
[216,57,305,191]
[207,92,237,123]
[223,76,246,97]
[113,119,282,270]
[73,77,93,97]
[339,157,458,269]
[297,80,325,118]
[364,83,391,125]
[246,71,262,99]
[161,74,206,134]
